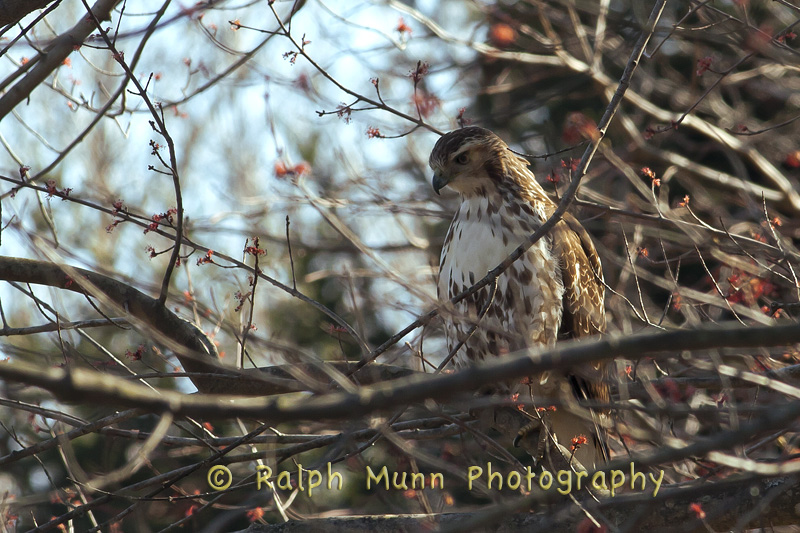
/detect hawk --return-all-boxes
[430,126,608,468]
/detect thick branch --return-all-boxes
[0,0,55,25]
[0,255,221,389]
[0,256,412,395]
[0,0,120,120]
[1,314,799,419]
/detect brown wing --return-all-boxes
[553,212,606,339]
[552,212,609,461]
[551,214,606,390]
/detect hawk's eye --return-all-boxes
[455,153,469,165]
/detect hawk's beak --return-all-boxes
[432,173,448,195]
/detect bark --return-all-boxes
[0,0,55,25]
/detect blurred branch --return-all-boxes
[267,1,443,135]
[0,316,128,335]
[0,0,56,26]
[0,408,141,467]
[2,316,800,420]
[31,0,171,181]
[619,363,800,399]
[241,475,800,532]
[80,0,184,305]
[0,179,369,352]
[0,254,409,396]
[0,255,222,390]
[0,0,120,120]
[577,200,785,258]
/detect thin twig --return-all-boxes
[286,215,297,291]
[266,2,442,135]
[239,237,262,369]
[80,0,183,306]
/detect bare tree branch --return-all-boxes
[0,0,57,26]
[0,0,120,120]
[1,311,799,420]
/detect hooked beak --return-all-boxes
[432,173,448,195]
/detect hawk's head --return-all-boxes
[429,127,527,196]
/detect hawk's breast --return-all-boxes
[438,194,565,366]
